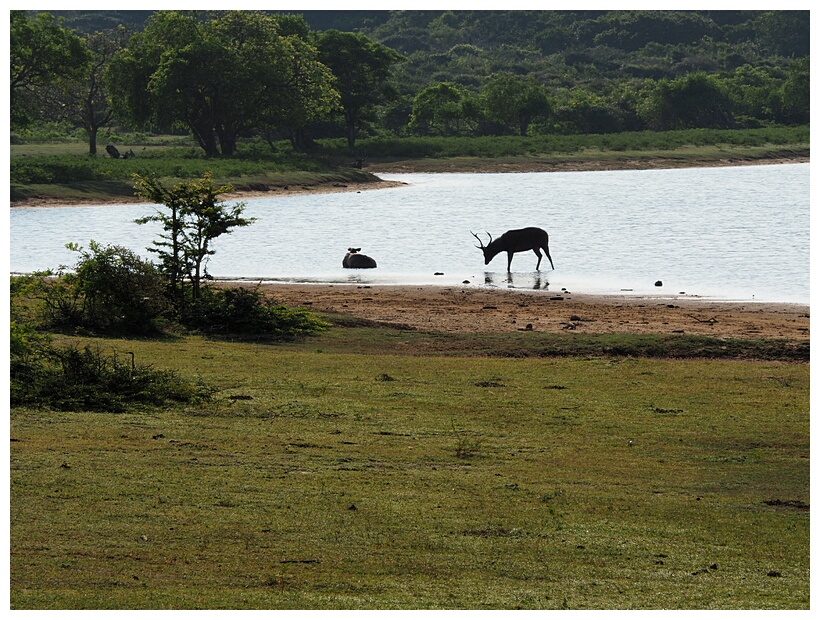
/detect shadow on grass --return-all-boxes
[313,314,808,362]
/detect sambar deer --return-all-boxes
[342,247,377,269]
[472,227,555,272]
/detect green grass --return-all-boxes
[9,140,381,204]
[319,126,810,159]
[10,329,809,609]
[10,126,809,204]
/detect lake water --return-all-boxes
[8,163,810,304]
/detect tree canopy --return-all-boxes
[12,10,810,147]
[108,11,339,156]
[484,73,551,136]
[409,82,482,137]
[10,11,89,126]
[316,30,405,150]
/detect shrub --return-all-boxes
[314,125,808,159]
[11,271,81,331]
[9,318,52,406]
[34,242,173,335]
[11,273,213,411]
[11,343,214,412]
[185,286,330,341]
[10,156,112,184]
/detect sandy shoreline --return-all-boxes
[11,179,409,209]
[365,155,809,175]
[251,282,809,341]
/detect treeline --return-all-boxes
[364,11,810,136]
[12,10,809,157]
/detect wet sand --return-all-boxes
[254,282,809,340]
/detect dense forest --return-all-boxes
[13,10,810,155]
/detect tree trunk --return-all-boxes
[290,127,317,153]
[218,130,236,156]
[170,206,186,312]
[264,129,279,152]
[346,123,356,152]
[192,261,202,301]
[345,108,357,152]
[519,115,529,137]
[88,126,98,155]
[190,122,219,157]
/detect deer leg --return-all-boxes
[543,243,554,270]
[533,248,543,270]
[507,251,514,272]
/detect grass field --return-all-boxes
[9,125,811,608]
[10,126,810,205]
[10,327,810,609]
[9,140,379,205]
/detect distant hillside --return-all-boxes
[40,9,390,36]
[40,10,155,34]
[41,9,808,94]
[42,9,809,59]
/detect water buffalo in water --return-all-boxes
[343,248,377,269]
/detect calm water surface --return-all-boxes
[9,163,809,304]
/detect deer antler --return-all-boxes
[485,231,493,244]
[471,231,485,248]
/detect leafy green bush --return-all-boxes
[10,156,108,184]
[9,318,52,406]
[20,242,172,336]
[11,342,214,412]
[184,285,330,341]
[68,241,173,334]
[11,271,214,412]
[11,120,87,143]
[13,246,329,343]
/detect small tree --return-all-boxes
[49,27,130,155]
[133,173,256,310]
[483,73,551,136]
[409,82,478,136]
[316,30,405,151]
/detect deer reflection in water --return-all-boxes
[484,271,550,290]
